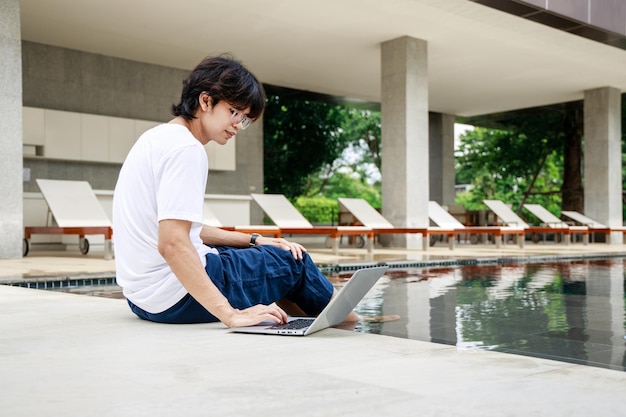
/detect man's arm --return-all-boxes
[199,225,256,247]
[199,225,306,260]
[158,219,287,327]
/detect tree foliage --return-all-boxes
[340,109,382,172]
[292,195,338,225]
[303,109,381,207]
[263,95,349,198]
[306,171,381,207]
[456,126,563,216]
[263,94,383,219]
[456,104,583,218]
[264,91,626,224]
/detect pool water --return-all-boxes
[332,258,626,372]
[46,257,626,371]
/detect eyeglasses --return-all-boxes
[230,108,252,130]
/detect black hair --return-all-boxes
[171,54,266,121]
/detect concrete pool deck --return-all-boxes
[2,241,626,416]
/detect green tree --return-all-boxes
[340,109,382,172]
[263,95,383,222]
[263,95,349,198]
[455,126,563,215]
[303,109,381,205]
[306,171,381,206]
[456,103,582,217]
[292,195,338,225]
[561,102,584,212]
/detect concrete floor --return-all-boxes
[2,241,626,416]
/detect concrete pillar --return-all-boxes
[238,117,265,225]
[0,0,23,259]
[381,36,429,249]
[429,112,456,207]
[583,87,622,243]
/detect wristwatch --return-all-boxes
[249,233,260,247]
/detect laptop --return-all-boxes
[231,266,389,336]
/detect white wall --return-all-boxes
[22,107,236,170]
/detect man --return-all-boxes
[113,55,358,326]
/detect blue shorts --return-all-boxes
[127,245,334,324]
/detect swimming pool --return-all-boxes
[29,256,626,371]
[330,258,626,372]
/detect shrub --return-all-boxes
[292,196,338,225]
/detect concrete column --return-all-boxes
[583,87,622,243]
[381,36,429,249]
[429,112,456,207]
[237,117,265,225]
[0,0,23,259]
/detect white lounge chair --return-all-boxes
[428,201,464,230]
[523,204,588,244]
[203,201,284,238]
[251,194,373,253]
[484,199,575,246]
[24,179,114,259]
[561,210,608,229]
[428,201,525,248]
[483,200,529,228]
[203,204,224,227]
[561,210,626,243]
[337,197,450,251]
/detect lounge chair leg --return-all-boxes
[331,237,339,254]
[105,239,114,260]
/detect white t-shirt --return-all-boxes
[113,123,218,313]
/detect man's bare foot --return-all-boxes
[343,311,360,323]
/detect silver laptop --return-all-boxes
[231,266,388,336]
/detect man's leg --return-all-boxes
[209,245,335,316]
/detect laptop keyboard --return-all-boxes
[269,318,314,330]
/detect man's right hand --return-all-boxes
[224,304,289,328]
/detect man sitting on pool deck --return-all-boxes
[112,55,358,326]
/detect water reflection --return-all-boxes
[331,259,626,371]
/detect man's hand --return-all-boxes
[224,304,289,328]
[255,236,306,260]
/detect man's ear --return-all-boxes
[200,92,212,110]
